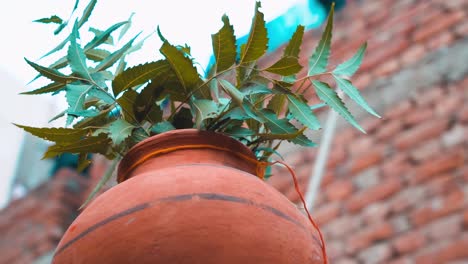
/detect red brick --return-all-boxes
[314,202,341,225]
[415,238,468,264]
[427,31,455,50]
[357,243,393,263]
[404,108,434,126]
[326,145,346,169]
[401,44,426,66]
[326,241,345,260]
[426,174,461,196]
[410,191,465,226]
[361,117,382,134]
[463,210,468,227]
[415,87,444,106]
[335,258,358,264]
[385,100,412,119]
[409,140,441,163]
[360,38,409,72]
[425,215,463,241]
[455,19,468,37]
[347,145,386,175]
[376,119,403,141]
[362,202,390,224]
[393,231,427,254]
[352,73,372,89]
[333,129,356,146]
[388,257,412,264]
[390,186,426,213]
[394,119,449,150]
[381,1,430,31]
[346,222,394,253]
[412,6,443,25]
[325,179,354,201]
[459,104,468,123]
[325,215,363,239]
[348,137,374,156]
[411,148,465,184]
[413,10,464,42]
[375,59,400,77]
[435,93,463,117]
[347,178,402,212]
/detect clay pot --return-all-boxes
[53,129,325,263]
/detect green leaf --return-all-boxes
[80,158,119,210]
[117,89,138,123]
[312,80,365,133]
[333,75,380,117]
[308,4,334,76]
[119,12,135,40]
[283,25,304,58]
[218,79,244,106]
[43,133,112,159]
[192,99,219,129]
[84,21,127,51]
[115,58,127,76]
[14,124,88,143]
[256,109,315,146]
[34,15,63,24]
[224,127,255,137]
[291,133,317,147]
[286,95,321,130]
[54,22,67,35]
[85,49,111,62]
[112,60,171,96]
[151,121,175,134]
[239,1,268,64]
[264,56,302,76]
[88,87,115,104]
[109,119,135,145]
[156,25,167,42]
[24,59,82,83]
[160,41,201,94]
[77,153,91,173]
[77,0,97,28]
[68,22,93,80]
[88,27,114,45]
[74,109,109,129]
[333,42,367,77]
[21,82,65,95]
[93,33,140,72]
[66,84,92,117]
[72,0,80,13]
[49,56,68,70]
[134,80,166,123]
[267,94,287,115]
[40,37,69,59]
[212,15,236,73]
[145,105,164,124]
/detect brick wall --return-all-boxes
[0,0,466,263]
[268,0,468,263]
[0,169,91,264]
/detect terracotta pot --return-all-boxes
[53,129,325,263]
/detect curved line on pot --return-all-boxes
[54,192,321,258]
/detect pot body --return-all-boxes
[53,129,324,263]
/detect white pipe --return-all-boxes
[304,91,342,211]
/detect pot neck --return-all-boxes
[117,129,261,183]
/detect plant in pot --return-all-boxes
[17,1,379,263]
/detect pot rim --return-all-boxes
[117,129,257,183]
